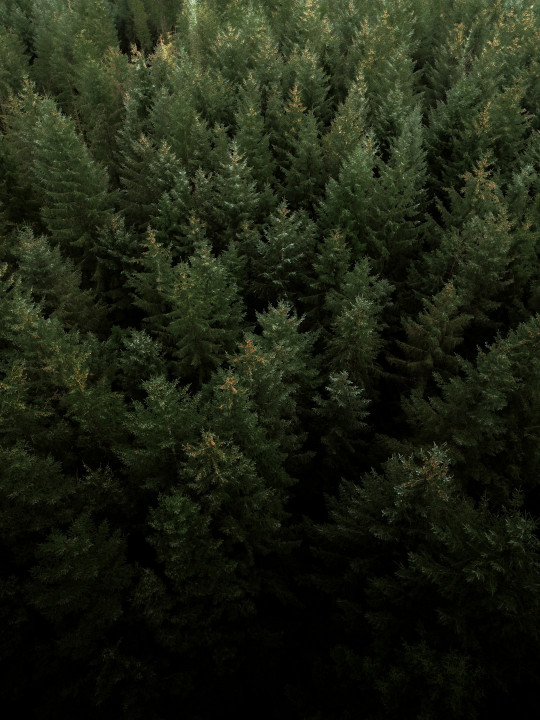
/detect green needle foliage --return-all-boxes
[0,1,538,717]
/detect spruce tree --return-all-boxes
[253,201,318,306]
[314,445,540,719]
[325,258,393,389]
[404,315,540,503]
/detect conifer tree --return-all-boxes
[132,233,245,383]
[314,445,540,719]
[325,258,393,389]
[253,201,318,306]
[120,375,201,494]
[205,141,261,251]
[72,45,128,174]
[145,431,283,636]
[367,103,427,280]
[149,70,213,174]
[323,0,368,102]
[283,110,324,212]
[313,371,370,474]
[404,315,540,502]
[323,72,369,179]
[32,0,118,112]
[284,44,331,124]
[389,282,471,393]
[15,228,105,333]
[28,512,132,658]
[304,229,352,329]
[353,0,418,153]
[235,74,277,191]
[119,129,187,235]
[416,158,518,333]
[0,24,29,103]
[319,135,376,260]
[11,91,115,273]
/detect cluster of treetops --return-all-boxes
[0,0,539,718]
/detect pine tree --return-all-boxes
[319,135,376,260]
[323,0,368,102]
[92,213,143,322]
[283,44,331,124]
[235,74,276,190]
[28,512,132,658]
[313,371,370,473]
[107,326,166,398]
[253,201,318,306]
[353,0,418,153]
[120,375,201,494]
[303,229,351,329]
[132,234,245,384]
[205,141,261,251]
[72,45,128,175]
[15,227,106,333]
[149,79,213,174]
[404,315,540,502]
[416,158,516,332]
[322,72,369,179]
[31,0,118,113]
[18,92,114,273]
[389,282,471,393]
[283,110,324,212]
[325,258,393,389]
[367,103,427,279]
[254,301,319,469]
[119,130,188,235]
[0,24,29,103]
[138,428,284,673]
[314,445,540,719]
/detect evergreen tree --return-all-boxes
[389,282,471,393]
[72,45,129,175]
[416,158,518,333]
[205,141,261,251]
[120,375,201,494]
[283,43,331,124]
[32,0,118,113]
[253,201,318,306]
[2,2,539,715]
[367,103,427,279]
[28,511,132,660]
[132,233,245,384]
[283,110,324,212]
[8,90,115,274]
[15,227,106,333]
[319,134,377,260]
[119,129,188,236]
[235,74,277,191]
[314,445,540,719]
[404,315,540,503]
[313,371,370,474]
[0,24,29,103]
[325,258,393,389]
[322,72,369,179]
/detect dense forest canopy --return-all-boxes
[0,0,539,717]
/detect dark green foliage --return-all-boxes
[404,315,540,502]
[15,228,106,333]
[0,24,29,102]
[253,201,318,304]
[325,258,393,389]
[315,445,540,719]
[32,0,118,112]
[1,2,539,717]
[132,233,245,383]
